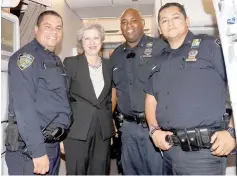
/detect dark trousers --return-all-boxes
[64,116,111,175]
[120,120,163,175]
[5,142,60,175]
[163,146,227,175]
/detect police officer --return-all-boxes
[5,10,71,175]
[111,8,167,174]
[145,3,236,175]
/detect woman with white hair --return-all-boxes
[62,23,115,175]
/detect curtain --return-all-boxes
[20,1,46,47]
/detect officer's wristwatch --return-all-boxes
[149,125,161,137]
[226,127,236,139]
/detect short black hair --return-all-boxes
[36,10,63,26]
[158,2,187,22]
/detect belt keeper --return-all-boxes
[184,129,192,151]
[195,128,201,148]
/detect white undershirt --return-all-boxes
[88,64,104,98]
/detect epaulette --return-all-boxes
[195,34,216,41]
[196,34,221,47]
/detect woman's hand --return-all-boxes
[60,142,65,154]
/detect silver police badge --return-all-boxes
[186,49,198,61]
[143,42,153,58]
[17,53,34,70]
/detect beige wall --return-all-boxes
[51,0,83,60]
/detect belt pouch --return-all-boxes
[186,128,200,151]
[176,129,191,151]
[199,127,212,149]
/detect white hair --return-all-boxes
[76,23,105,52]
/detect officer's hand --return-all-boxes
[60,142,65,154]
[32,154,49,175]
[151,130,173,150]
[210,131,236,156]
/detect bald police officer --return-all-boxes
[111,8,167,174]
[145,3,236,175]
[5,11,71,175]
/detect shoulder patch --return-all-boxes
[214,37,221,47]
[17,53,34,70]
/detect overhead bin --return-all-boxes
[65,0,153,18]
[83,17,152,43]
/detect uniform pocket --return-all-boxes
[39,68,66,91]
[184,58,213,70]
[113,66,124,86]
[137,61,153,84]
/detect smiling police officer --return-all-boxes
[111,8,167,175]
[5,10,71,175]
[145,2,236,175]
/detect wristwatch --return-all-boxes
[149,125,161,137]
[226,127,236,139]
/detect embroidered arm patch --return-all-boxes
[214,37,221,47]
[17,53,34,70]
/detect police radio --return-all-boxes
[21,114,69,158]
[42,114,68,143]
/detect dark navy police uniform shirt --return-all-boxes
[111,35,167,116]
[8,39,71,158]
[146,31,227,130]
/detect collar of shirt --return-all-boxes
[164,30,195,53]
[32,39,56,56]
[122,34,149,52]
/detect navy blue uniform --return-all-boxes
[112,35,167,174]
[146,31,227,175]
[6,39,71,175]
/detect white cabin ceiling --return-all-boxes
[65,0,219,38]
[65,0,154,19]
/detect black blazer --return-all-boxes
[63,54,114,141]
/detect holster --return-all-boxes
[5,115,20,152]
[113,110,124,129]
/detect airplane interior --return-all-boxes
[1,0,237,175]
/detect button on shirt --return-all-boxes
[111,35,167,116]
[146,31,227,130]
[8,39,71,158]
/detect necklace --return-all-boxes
[88,57,102,69]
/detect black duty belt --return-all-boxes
[165,126,222,152]
[123,113,146,124]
